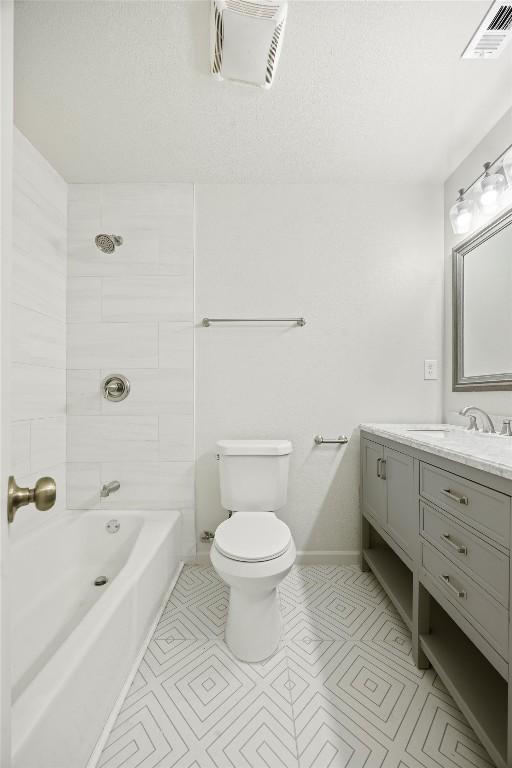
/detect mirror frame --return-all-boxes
[453,205,512,391]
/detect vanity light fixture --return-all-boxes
[503,147,512,187]
[449,189,475,235]
[449,139,512,234]
[476,161,507,214]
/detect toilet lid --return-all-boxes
[214,513,292,562]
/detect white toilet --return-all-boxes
[210,439,296,662]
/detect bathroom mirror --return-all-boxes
[453,207,512,391]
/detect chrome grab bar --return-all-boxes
[441,573,466,599]
[314,435,349,445]
[441,488,469,505]
[441,533,467,555]
[202,317,306,327]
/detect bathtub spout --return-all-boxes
[101,481,120,498]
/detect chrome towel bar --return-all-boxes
[314,435,349,445]
[202,317,306,327]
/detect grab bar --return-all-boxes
[202,317,306,327]
[314,435,349,445]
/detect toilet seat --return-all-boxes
[214,513,291,563]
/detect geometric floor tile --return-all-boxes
[98,565,493,768]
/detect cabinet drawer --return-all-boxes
[421,541,508,658]
[419,463,510,548]
[420,502,509,606]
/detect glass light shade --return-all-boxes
[477,163,506,214]
[503,149,512,187]
[449,190,475,235]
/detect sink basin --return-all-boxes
[406,428,450,438]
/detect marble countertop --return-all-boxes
[359,423,512,481]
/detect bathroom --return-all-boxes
[0,0,512,765]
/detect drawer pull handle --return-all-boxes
[380,459,387,480]
[441,488,468,505]
[441,534,467,555]
[376,458,381,478]
[441,573,466,599]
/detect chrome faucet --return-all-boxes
[101,480,120,498]
[458,406,495,433]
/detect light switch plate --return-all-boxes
[424,359,439,380]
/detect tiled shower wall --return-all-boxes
[11,129,67,537]
[66,184,195,557]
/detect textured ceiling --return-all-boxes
[13,0,512,183]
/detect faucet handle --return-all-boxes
[500,419,512,436]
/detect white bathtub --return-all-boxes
[10,509,182,768]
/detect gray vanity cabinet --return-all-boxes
[360,429,512,768]
[361,439,386,524]
[361,438,416,559]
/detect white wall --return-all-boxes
[11,128,67,538]
[444,106,512,426]
[195,183,444,558]
[66,183,196,557]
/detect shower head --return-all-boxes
[94,234,123,254]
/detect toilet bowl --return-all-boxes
[210,439,296,662]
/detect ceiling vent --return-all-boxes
[462,1,512,58]
[210,0,288,89]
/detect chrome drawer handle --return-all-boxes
[441,488,468,505]
[441,533,467,555]
[441,573,466,599]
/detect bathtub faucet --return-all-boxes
[101,481,120,498]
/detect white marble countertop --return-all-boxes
[359,423,512,481]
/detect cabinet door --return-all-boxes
[385,447,417,556]
[361,439,386,525]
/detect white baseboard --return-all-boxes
[86,561,184,768]
[193,550,360,566]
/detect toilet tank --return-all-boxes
[217,439,292,512]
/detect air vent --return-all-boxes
[462,1,512,58]
[210,0,287,89]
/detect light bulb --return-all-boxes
[449,189,475,235]
[477,161,506,214]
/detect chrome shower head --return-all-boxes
[94,234,123,254]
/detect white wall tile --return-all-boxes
[31,417,66,474]
[158,322,194,368]
[67,370,102,415]
[67,182,195,557]
[98,461,194,510]
[101,276,192,322]
[12,304,66,369]
[11,421,31,476]
[159,414,194,460]
[67,462,101,510]
[101,368,193,415]
[12,245,66,321]
[13,129,67,539]
[68,322,158,369]
[68,415,159,462]
[11,364,66,422]
[67,277,102,322]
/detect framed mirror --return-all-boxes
[453,206,512,391]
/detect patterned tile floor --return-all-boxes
[99,565,494,768]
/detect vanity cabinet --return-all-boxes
[361,439,416,560]
[360,428,512,768]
